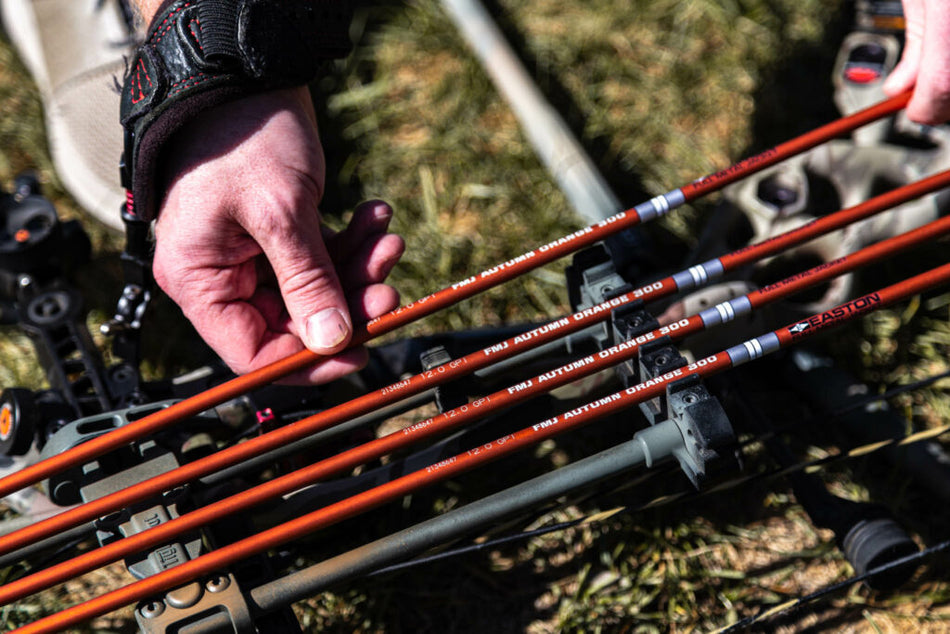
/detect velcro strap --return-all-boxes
[197,0,242,62]
[119,0,352,221]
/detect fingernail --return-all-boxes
[372,201,393,220]
[306,308,350,350]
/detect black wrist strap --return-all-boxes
[119,0,352,221]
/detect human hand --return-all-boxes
[151,86,404,383]
[883,0,950,124]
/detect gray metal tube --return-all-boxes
[248,422,682,614]
[473,322,603,380]
[441,0,621,223]
[200,389,436,487]
[0,521,93,568]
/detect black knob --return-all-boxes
[0,388,38,456]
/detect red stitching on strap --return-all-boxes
[168,73,214,96]
[151,1,193,45]
[129,58,153,104]
[189,18,203,49]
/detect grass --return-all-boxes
[2,0,950,632]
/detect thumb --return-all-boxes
[883,0,925,96]
[908,0,950,123]
[257,213,353,354]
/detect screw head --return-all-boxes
[206,575,230,593]
[163,486,188,502]
[139,601,165,619]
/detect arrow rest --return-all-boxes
[567,244,740,488]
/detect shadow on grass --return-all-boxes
[745,1,849,153]
[315,0,655,220]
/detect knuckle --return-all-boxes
[245,186,321,243]
[279,265,341,306]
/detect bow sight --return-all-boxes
[0,173,102,444]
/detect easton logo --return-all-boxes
[790,292,883,338]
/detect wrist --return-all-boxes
[159,86,318,193]
[130,0,165,23]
